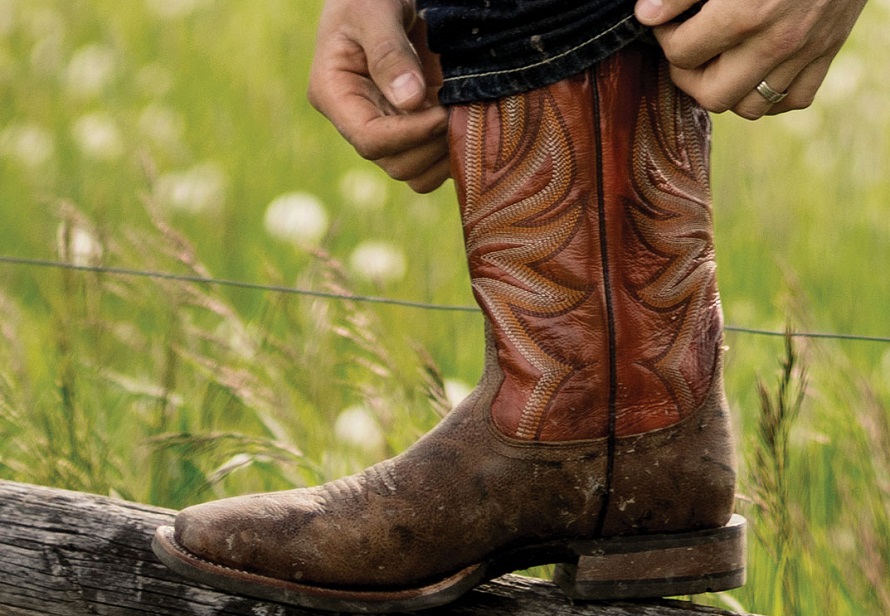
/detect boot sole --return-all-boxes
[152,514,746,613]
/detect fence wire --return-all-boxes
[2,254,889,345]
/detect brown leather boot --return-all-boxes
[153,44,745,613]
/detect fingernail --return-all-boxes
[390,72,423,108]
[635,0,663,22]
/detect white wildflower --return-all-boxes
[0,122,54,168]
[137,104,184,150]
[155,162,227,214]
[69,226,103,267]
[778,108,821,140]
[65,43,117,99]
[349,240,406,283]
[818,53,864,106]
[339,168,389,211]
[57,223,103,267]
[71,112,124,161]
[334,405,385,452]
[263,192,329,245]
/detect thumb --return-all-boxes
[365,2,426,111]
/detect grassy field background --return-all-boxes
[0,1,888,614]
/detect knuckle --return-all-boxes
[764,19,811,59]
[408,174,448,194]
[732,13,760,39]
[386,165,414,183]
[353,139,386,161]
[734,106,763,121]
[663,47,698,71]
[695,92,732,114]
[368,38,414,76]
[374,156,414,181]
[407,178,435,194]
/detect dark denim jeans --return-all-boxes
[417,0,647,104]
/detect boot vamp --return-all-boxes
[173,395,609,588]
[172,380,734,589]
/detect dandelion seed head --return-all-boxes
[334,405,385,452]
[263,192,329,246]
[339,168,389,211]
[138,104,185,150]
[0,122,54,168]
[778,108,821,140]
[71,112,124,161]
[65,43,117,99]
[155,162,227,214]
[69,226,103,267]
[818,53,864,106]
[349,240,406,283]
[57,223,103,267]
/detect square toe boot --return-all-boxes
[152,43,746,613]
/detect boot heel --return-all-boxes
[554,514,746,600]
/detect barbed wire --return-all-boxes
[2,254,889,344]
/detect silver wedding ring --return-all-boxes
[756,80,788,105]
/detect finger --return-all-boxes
[360,0,429,111]
[406,154,452,194]
[652,2,751,69]
[732,55,824,119]
[350,103,449,161]
[666,56,761,115]
[732,65,799,120]
[766,57,832,116]
[665,30,796,115]
[374,133,450,182]
[634,0,700,26]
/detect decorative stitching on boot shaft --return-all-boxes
[457,49,721,441]
[463,88,597,441]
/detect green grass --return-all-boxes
[0,1,888,614]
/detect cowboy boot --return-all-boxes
[153,43,745,613]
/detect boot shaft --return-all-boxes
[449,44,723,441]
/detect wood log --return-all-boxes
[0,480,748,616]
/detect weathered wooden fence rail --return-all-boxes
[0,480,748,615]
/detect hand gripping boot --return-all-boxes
[153,44,746,613]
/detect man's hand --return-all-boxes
[308,0,450,193]
[635,0,868,120]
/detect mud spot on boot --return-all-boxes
[393,525,416,547]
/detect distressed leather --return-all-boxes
[171,43,736,591]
